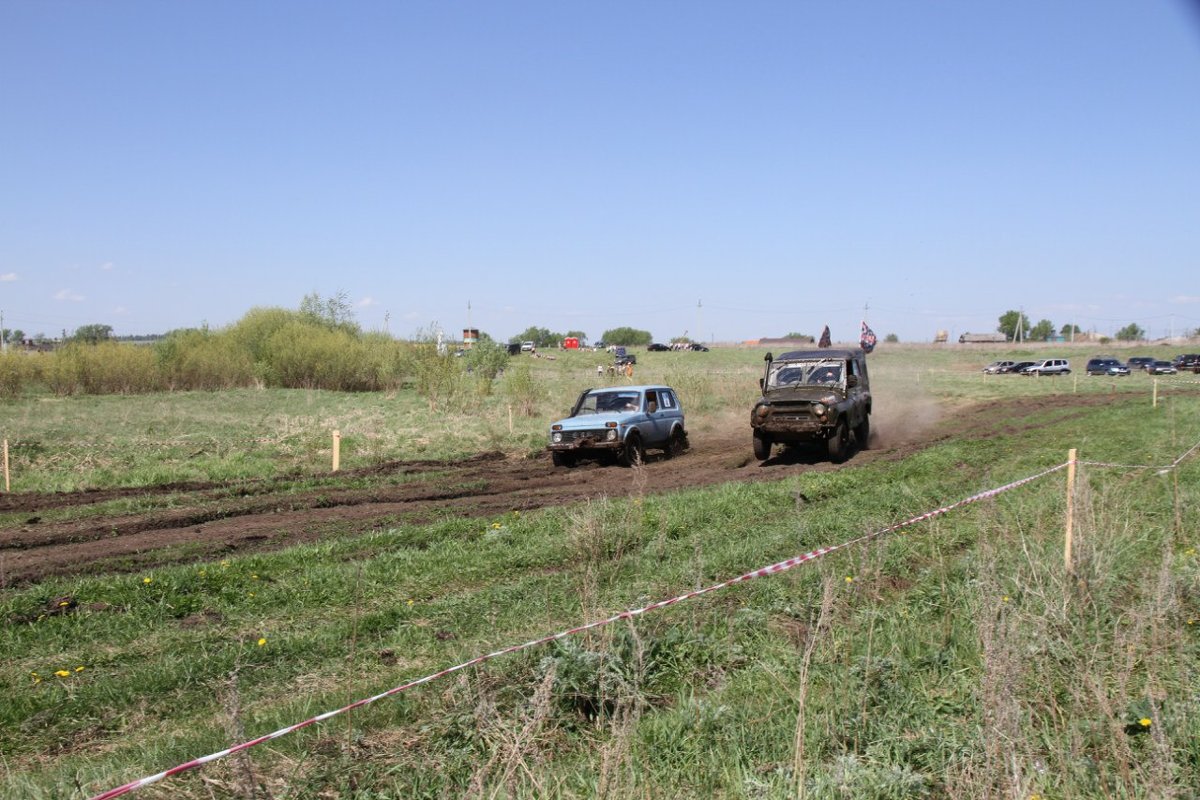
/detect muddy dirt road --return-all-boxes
[0,396,1101,586]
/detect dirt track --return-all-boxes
[0,395,1109,586]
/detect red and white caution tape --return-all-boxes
[88,462,1070,799]
[1078,438,1200,471]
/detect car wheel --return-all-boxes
[753,432,772,461]
[620,433,644,467]
[827,422,848,463]
[664,429,688,458]
[855,416,870,450]
[551,451,576,468]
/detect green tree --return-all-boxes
[884,333,899,343]
[1029,319,1055,341]
[997,311,1031,341]
[601,327,652,346]
[1115,323,1145,342]
[1060,323,1081,338]
[564,330,588,344]
[510,326,563,348]
[72,324,114,344]
[299,290,359,333]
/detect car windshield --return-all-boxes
[576,390,642,414]
[768,359,843,388]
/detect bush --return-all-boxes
[157,329,257,390]
[43,343,162,395]
[0,353,40,399]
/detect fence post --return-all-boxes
[1152,378,1158,408]
[332,430,341,472]
[1064,448,1076,575]
[508,405,513,435]
[3,439,8,492]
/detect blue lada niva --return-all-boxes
[547,385,688,467]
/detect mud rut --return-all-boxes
[0,396,1108,586]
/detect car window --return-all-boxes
[658,390,676,410]
[579,390,642,414]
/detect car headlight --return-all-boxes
[812,402,826,416]
[755,404,770,418]
[552,432,562,443]
[607,429,617,441]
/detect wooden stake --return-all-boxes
[332,430,341,472]
[1064,448,1076,575]
[2,439,8,492]
[508,404,513,434]
[1152,378,1158,408]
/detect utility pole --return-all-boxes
[384,311,390,335]
[696,299,702,343]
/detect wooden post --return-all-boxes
[3,439,8,492]
[332,430,341,472]
[507,405,514,434]
[1064,448,1076,575]
[1152,378,1158,408]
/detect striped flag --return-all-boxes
[860,321,877,353]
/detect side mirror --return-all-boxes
[758,378,765,392]
[764,352,773,362]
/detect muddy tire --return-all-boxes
[664,429,688,459]
[827,421,848,463]
[551,451,576,468]
[620,433,644,467]
[855,417,870,450]
[753,432,772,461]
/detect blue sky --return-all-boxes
[3,1,1199,344]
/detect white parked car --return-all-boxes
[1020,359,1071,376]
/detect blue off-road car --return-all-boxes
[547,385,688,467]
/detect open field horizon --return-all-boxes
[2,344,1198,799]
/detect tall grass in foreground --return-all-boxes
[1,395,1197,798]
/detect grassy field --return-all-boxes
[2,344,1199,798]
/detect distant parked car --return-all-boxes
[1126,356,1155,371]
[647,343,670,352]
[1085,357,1130,377]
[520,341,536,352]
[688,343,710,352]
[1147,360,1177,375]
[982,360,1016,374]
[1006,361,1036,375]
[1172,353,1200,373]
[547,384,688,467]
[1021,359,1071,376]
[615,354,637,366]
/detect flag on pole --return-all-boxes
[818,325,832,348]
[860,321,877,353]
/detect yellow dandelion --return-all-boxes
[221,560,230,568]
[1139,717,1152,728]
[142,577,153,585]
[248,592,256,597]
[198,570,206,577]
[844,576,853,583]
[58,601,70,607]
[257,637,267,647]
[1188,619,1195,626]
[1002,596,1011,603]
[407,599,414,606]
[54,670,71,678]
[251,574,259,580]
[75,666,85,672]
[492,523,501,529]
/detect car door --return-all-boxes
[646,389,678,445]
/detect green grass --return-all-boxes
[1,346,1199,798]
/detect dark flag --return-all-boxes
[860,321,877,353]
[818,325,832,348]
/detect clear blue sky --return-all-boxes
[3,1,1199,344]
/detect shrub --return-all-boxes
[0,352,40,399]
[157,329,257,390]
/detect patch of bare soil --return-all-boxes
[0,394,1122,586]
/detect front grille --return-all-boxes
[559,429,608,443]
